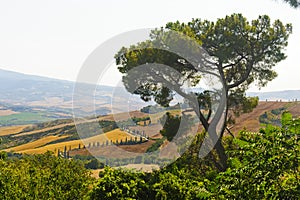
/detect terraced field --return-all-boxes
[5,129,133,155]
[3,102,300,156]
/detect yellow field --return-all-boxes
[6,129,133,155]
[0,125,28,136]
[137,120,151,126]
[5,135,70,152]
[105,129,135,141]
[17,138,86,154]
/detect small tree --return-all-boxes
[159,112,181,141]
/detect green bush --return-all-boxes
[90,167,151,199]
[0,152,93,200]
[216,112,300,199]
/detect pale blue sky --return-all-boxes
[0,0,299,92]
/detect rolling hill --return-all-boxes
[1,68,300,160]
[1,101,299,158]
[230,101,300,133]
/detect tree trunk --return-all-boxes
[195,89,228,172]
[214,138,228,171]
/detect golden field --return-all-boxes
[0,125,28,136]
[5,129,133,155]
[5,135,70,152]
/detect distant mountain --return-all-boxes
[247,90,300,101]
[0,69,146,123]
[1,68,299,121]
[0,68,74,103]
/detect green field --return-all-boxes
[0,112,57,126]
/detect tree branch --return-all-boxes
[222,55,246,69]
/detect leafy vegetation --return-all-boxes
[216,112,299,198]
[0,112,299,199]
[0,152,93,200]
[146,138,165,153]
[140,103,182,114]
[131,116,151,124]
[259,107,286,125]
[159,112,181,141]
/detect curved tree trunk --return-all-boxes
[196,88,228,172]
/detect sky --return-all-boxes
[0,0,299,92]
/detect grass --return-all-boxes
[0,125,28,136]
[0,112,54,126]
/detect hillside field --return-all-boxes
[5,129,133,155]
[1,101,300,157]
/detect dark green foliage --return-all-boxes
[150,167,212,200]
[90,166,211,200]
[141,103,183,114]
[0,152,93,200]
[159,112,181,141]
[131,116,151,124]
[271,107,286,115]
[259,111,269,124]
[84,158,105,169]
[259,107,286,125]
[146,138,165,153]
[0,151,7,160]
[216,112,300,199]
[89,167,151,199]
[227,94,259,125]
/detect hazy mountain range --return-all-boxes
[0,68,299,112]
[0,69,145,125]
[247,90,300,101]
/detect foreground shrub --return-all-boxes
[0,152,93,200]
[216,112,300,199]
